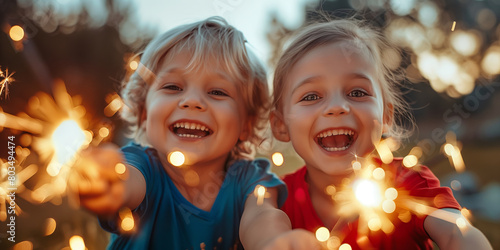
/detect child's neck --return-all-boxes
[161,155,228,212]
[306,166,354,230]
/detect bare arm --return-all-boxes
[75,145,146,216]
[424,208,492,250]
[239,187,320,250]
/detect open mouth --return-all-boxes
[170,122,213,139]
[316,128,357,152]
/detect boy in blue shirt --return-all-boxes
[75,17,301,249]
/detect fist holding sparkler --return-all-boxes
[71,144,145,218]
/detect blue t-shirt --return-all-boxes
[99,144,287,249]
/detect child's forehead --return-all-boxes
[157,49,233,74]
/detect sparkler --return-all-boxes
[271,152,284,167]
[0,67,15,98]
[319,136,475,247]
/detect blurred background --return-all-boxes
[1,0,499,249]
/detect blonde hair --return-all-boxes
[272,18,413,140]
[120,17,269,160]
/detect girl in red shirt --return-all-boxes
[268,19,492,250]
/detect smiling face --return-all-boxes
[143,51,249,168]
[272,42,391,176]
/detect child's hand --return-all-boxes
[71,144,129,216]
[262,229,324,250]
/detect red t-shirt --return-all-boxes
[281,159,461,249]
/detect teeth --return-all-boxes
[177,134,203,138]
[323,146,349,152]
[317,129,354,138]
[173,122,210,132]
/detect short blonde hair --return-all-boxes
[120,17,269,160]
[273,19,413,139]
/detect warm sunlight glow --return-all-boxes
[353,179,382,207]
[271,152,284,166]
[168,151,185,167]
[315,227,330,242]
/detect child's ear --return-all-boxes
[270,111,290,142]
[139,105,147,126]
[239,120,252,141]
[383,103,394,134]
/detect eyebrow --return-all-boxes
[291,75,323,96]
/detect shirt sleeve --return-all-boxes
[231,158,288,208]
[398,164,461,238]
[98,143,152,233]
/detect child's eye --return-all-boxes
[209,90,229,97]
[300,94,321,102]
[348,89,368,98]
[162,84,182,91]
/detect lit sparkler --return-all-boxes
[324,137,472,246]
[0,81,97,204]
[0,67,15,98]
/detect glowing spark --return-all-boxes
[104,93,124,117]
[352,160,361,171]
[325,185,336,196]
[119,207,135,232]
[315,227,330,242]
[12,241,33,250]
[374,139,394,164]
[450,180,461,190]
[254,185,268,205]
[451,21,456,31]
[339,243,352,250]
[98,127,110,138]
[384,188,398,200]
[44,218,57,236]
[48,120,86,176]
[168,151,185,167]
[129,60,138,70]
[443,143,465,172]
[368,217,382,231]
[372,168,385,180]
[353,179,382,207]
[0,68,15,98]
[9,25,24,41]
[327,236,341,249]
[456,218,467,229]
[69,235,85,250]
[382,200,396,213]
[402,155,418,168]
[184,170,200,187]
[115,163,126,175]
[271,152,284,166]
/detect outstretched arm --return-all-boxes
[74,144,146,216]
[424,208,492,250]
[239,187,320,250]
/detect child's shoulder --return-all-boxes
[228,158,271,173]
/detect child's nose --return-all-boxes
[323,97,349,116]
[178,91,206,111]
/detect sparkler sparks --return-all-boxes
[168,151,185,167]
[0,67,15,98]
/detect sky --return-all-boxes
[127,0,314,65]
